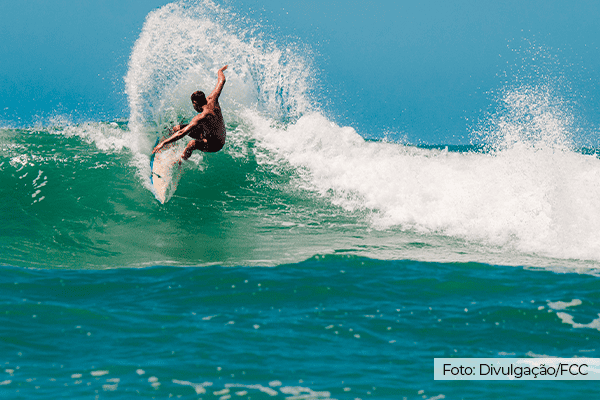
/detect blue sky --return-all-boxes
[0,0,170,124]
[2,0,599,144]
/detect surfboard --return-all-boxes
[150,137,184,204]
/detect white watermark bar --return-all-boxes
[435,358,600,380]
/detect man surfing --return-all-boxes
[152,65,229,160]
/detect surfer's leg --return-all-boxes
[182,140,199,160]
[181,138,209,161]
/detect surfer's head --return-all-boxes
[191,91,207,112]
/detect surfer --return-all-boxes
[152,65,229,160]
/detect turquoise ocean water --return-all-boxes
[2,1,600,398]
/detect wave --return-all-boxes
[3,121,600,269]
[2,0,600,269]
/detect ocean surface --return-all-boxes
[2,1,600,398]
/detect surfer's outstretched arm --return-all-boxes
[208,65,228,100]
[152,117,203,154]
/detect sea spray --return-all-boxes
[475,83,575,153]
[125,0,315,137]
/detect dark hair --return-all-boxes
[191,91,207,107]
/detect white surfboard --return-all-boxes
[150,138,184,204]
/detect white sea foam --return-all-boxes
[246,107,600,262]
[548,299,582,310]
